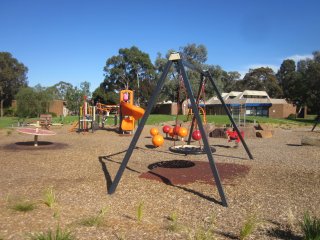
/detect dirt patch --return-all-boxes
[139,160,250,185]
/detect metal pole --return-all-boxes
[311,114,320,132]
[137,71,140,106]
[187,74,205,144]
[205,71,254,160]
[108,60,173,194]
[178,60,228,207]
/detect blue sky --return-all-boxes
[1,0,320,91]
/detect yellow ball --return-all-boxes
[152,134,164,147]
[150,127,159,136]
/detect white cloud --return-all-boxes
[283,54,313,62]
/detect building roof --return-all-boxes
[206,90,277,106]
[270,99,288,104]
[241,90,270,97]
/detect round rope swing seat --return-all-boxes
[169,144,216,155]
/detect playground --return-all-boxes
[0,54,319,239]
[0,122,319,239]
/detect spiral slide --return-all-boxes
[120,102,145,131]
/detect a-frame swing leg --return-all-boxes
[108,60,173,194]
[182,61,253,160]
[205,71,254,160]
[177,60,228,207]
[311,115,320,132]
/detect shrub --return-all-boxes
[300,212,320,240]
[167,212,179,232]
[287,113,297,119]
[10,201,36,212]
[43,187,56,208]
[29,225,75,240]
[49,112,57,117]
[4,107,16,117]
[80,207,108,227]
[239,215,258,240]
[137,202,144,222]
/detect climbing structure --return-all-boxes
[78,96,95,133]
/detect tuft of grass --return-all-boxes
[43,187,56,208]
[193,227,215,240]
[167,212,179,232]
[6,129,13,136]
[300,212,320,240]
[187,213,216,240]
[113,232,126,240]
[10,200,36,212]
[80,207,108,227]
[239,214,259,240]
[285,208,296,232]
[29,225,75,240]
[136,202,144,222]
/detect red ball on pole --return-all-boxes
[162,125,170,134]
[192,130,202,141]
[173,126,180,135]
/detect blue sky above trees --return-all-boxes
[1,0,320,91]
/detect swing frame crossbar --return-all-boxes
[107,52,253,207]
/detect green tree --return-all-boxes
[156,44,210,107]
[92,86,118,104]
[179,43,208,66]
[102,46,155,107]
[276,59,300,101]
[0,52,28,117]
[205,64,225,95]
[303,53,320,113]
[277,51,320,114]
[155,51,178,102]
[222,71,241,92]
[240,67,282,98]
[15,85,54,118]
[47,81,73,100]
[80,81,91,98]
[65,86,83,115]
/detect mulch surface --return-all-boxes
[0,124,319,240]
[139,160,250,186]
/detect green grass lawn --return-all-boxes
[0,114,316,129]
[0,117,20,128]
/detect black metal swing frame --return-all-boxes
[107,52,253,207]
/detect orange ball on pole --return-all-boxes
[152,134,164,147]
[178,127,188,137]
[150,127,159,136]
[168,128,174,137]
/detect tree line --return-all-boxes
[0,45,319,118]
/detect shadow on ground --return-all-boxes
[2,141,69,151]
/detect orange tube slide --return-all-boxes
[120,102,145,120]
